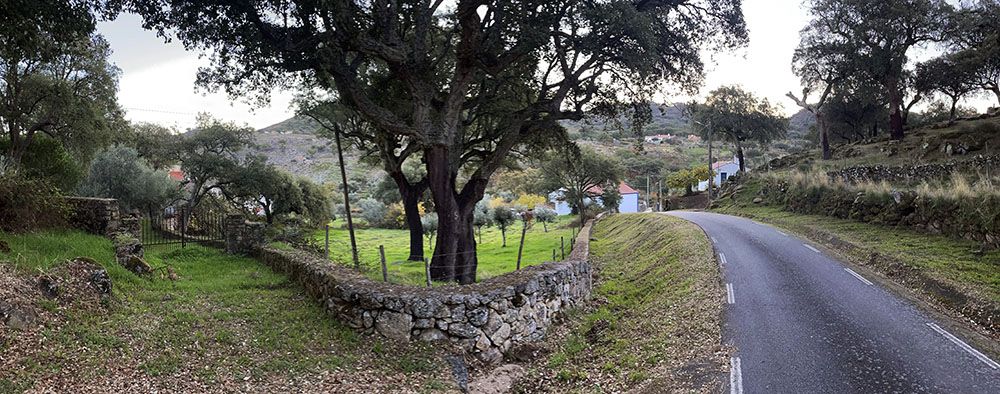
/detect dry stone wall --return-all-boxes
[828,154,1000,185]
[63,197,120,236]
[253,220,595,363]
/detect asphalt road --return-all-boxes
[667,211,1000,394]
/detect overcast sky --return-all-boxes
[97,0,993,131]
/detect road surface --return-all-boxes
[667,211,1000,393]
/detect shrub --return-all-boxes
[0,174,69,232]
[421,213,438,243]
[513,194,547,209]
[491,206,518,247]
[358,198,387,226]
[78,146,179,212]
[0,136,83,191]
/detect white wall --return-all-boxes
[697,163,741,191]
[619,193,640,213]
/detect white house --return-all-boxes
[548,181,641,215]
[697,156,741,191]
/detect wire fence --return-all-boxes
[315,225,579,287]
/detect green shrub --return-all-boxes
[0,174,69,232]
[0,136,83,191]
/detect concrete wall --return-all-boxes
[252,220,596,364]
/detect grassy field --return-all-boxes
[316,215,580,285]
[514,213,725,392]
[0,230,457,393]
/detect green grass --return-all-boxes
[522,214,724,392]
[317,215,580,285]
[0,230,453,391]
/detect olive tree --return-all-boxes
[78,146,178,213]
[689,86,787,172]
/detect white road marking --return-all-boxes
[776,230,787,236]
[726,283,735,304]
[844,268,874,286]
[927,323,1000,369]
[730,356,743,394]
[719,253,728,265]
[803,244,821,253]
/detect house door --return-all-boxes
[720,172,728,182]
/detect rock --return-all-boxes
[752,197,763,204]
[418,328,447,342]
[467,308,489,327]
[477,348,503,365]
[411,298,442,318]
[436,320,449,330]
[413,318,434,329]
[37,276,59,298]
[123,255,152,274]
[449,322,480,338]
[89,269,112,295]
[468,364,526,394]
[489,323,511,346]
[375,311,413,340]
[475,334,492,351]
[1,303,38,331]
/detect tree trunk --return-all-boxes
[736,141,746,173]
[500,226,507,247]
[887,81,905,140]
[817,112,831,160]
[425,145,480,284]
[393,175,426,261]
[949,97,958,121]
[542,222,547,232]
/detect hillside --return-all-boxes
[251,116,375,185]
[769,114,1000,173]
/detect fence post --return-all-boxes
[379,245,388,282]
[560,236,565,260]
[181,208,187,248]
[424,258,432,287]
[552,249,557,261]
[516,224,528,270]
[324,225,330,258]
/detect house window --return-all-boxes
[720,172,728,182]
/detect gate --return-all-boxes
[141,207,226,247]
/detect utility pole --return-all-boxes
[334,126,360,268]
[707,121,713,202]
[658,180,662,211]
[646,175,650,210]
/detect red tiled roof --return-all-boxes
[168,168,185,181]
[587,181,639,195]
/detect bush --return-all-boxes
[0,174,69,232]
[78,146,179,212]
[421,213,438,243]
[0,136,83,191]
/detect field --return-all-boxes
[0,230,457,393]
[315,215,580,285]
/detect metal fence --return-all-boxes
[141,207,226,247]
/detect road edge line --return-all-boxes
[927,323,1000,369]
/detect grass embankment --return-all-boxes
[0,230,457,393]
[514,213,725,393]
[316,215,579,285]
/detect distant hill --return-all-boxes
[252,116,371,184]
[788,109,816,139]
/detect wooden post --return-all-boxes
[334,126,360,269]
[553,249,557,261]
[560,236,565,260]
[324,224,330,258]
[516,224,528,270]
[707,120,714,201]
[379,245,388,282]
[424,258,432,287]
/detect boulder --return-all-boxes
[375,310,413,340]
[123,255,152,274]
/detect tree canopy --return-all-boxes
[689,86,787,172]
[122,0,747,283]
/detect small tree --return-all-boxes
[534,207,557,232]
[513,194,547,210]
[667,170,695,196]
[421,213,439,245]
[542,147,621,227]
[473,198,493,243]
[600,184,622,213]
[78,146,179,213]
[358,199,388,227]
[492,207,518,248]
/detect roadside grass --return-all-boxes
[714,203,1000,305]
[516,213,725,392]
[316,215,579,285]
[0,230,455,392]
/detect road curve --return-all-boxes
[667,211,1000,393]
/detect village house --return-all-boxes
[697,156,741,191]
[548,181,641,215]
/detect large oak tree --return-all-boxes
[123,0,747,283]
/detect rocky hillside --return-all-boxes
[252,116,372,185]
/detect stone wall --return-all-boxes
[828,154,1000,185]
[63,197,120,236]
[253,220,596,363]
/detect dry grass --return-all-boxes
[765,169,1000,201]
